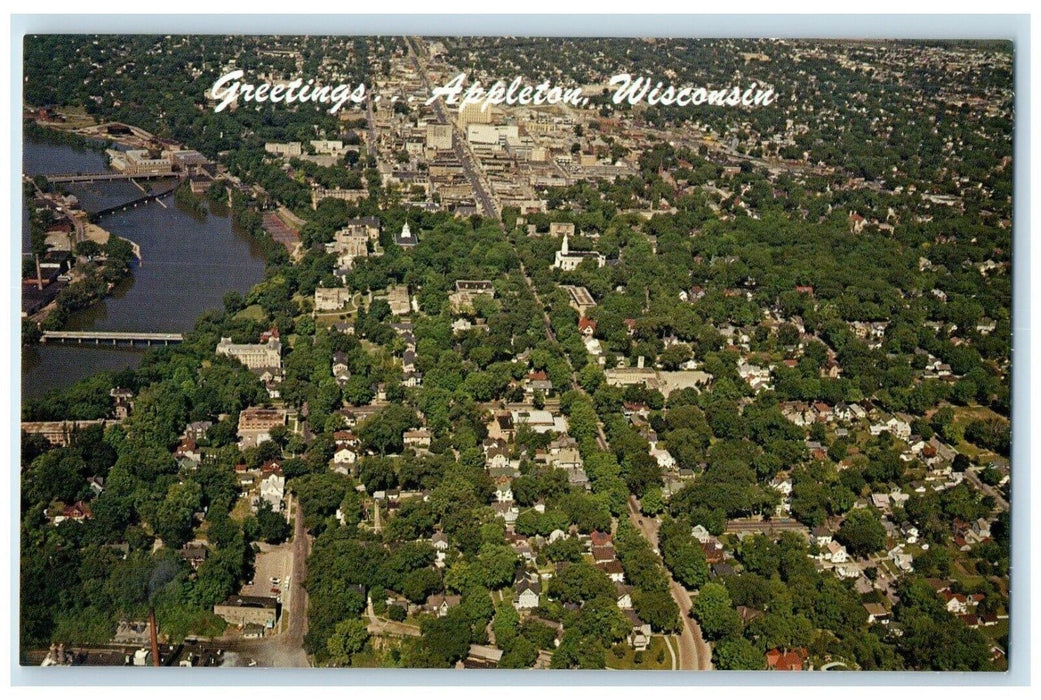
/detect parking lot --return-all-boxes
[240,542,293,602]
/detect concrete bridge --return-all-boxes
[40,330,184,346]
[89,182,179,218]
[45,172,179,184]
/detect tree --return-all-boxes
[690,582,741,641]
[836,508,887,557]
[640,487,665,516]
[476,543,520,590]
[326,617,370,666]
[152,480,202,549]
[255,501,290,544]
[401,567,442,604]
[632,589,681,633]
[715,636,766,669]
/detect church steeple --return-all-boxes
[561,231,569,255]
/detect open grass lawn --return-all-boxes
[229,494,253,523]
[315,311,356,325]
[234,304,266,322]
[604,636,672,670]
[950,405,1008,461]
[979,618,1009,641]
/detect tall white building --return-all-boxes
[553,232,605,271]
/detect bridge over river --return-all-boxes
[44,171,182,184]
[41,331,184,347]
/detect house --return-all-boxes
[591,545,616,564]
[811,525,832,546]
[467,645,504,666]
[590,531,612,547]
[184,420,212,442]
[578,317,597,337]
[332,352,351,385]
[514,579,541,610]
[624,610,652,651]
[259,473,285,513]
[431,532,450,552]
[615,583,634,610]
[736,606,765,625]
[524,371,553,398]
[888,545,914,572]
[59,501,93,523]
[403,428,432,450]
[425,593,462,617]
[179,542,209,571]
[87,475,106,496]
[691,524,711,543]
[492,501,519,524]
[863,603,890,624]
[701,539,725,564]
[766,647,808,671]
[332,446,358,474]
[513,541,536,562]
[649,447,677,470]
[597,560,625,583]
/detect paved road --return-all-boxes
[627,496,712,671]
[236,498,311,667]
[406,36,500,220]
[286,498,311,647]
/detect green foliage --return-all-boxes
[836,508,887,557]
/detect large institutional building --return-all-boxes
[553,233,605,271]
[216,334,282,371]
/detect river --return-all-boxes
[22,138,268,398]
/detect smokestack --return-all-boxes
[149,608,160,667]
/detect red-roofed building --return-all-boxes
[260,460,283,476]
[766,647,808,671]
[578,317,597,337]
[62,501,93,521]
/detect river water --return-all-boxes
[22,138,268,398]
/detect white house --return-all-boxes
[259,474,285,513]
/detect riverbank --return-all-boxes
[21,134,270,395]
[25,231,139,337]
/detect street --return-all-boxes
[627,496,713,670]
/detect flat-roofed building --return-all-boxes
[237,407,287,449]
[449,279,496,313]
[561,285,596,316]
[214,595,278,628]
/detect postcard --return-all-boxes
[16,23,1017,678]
